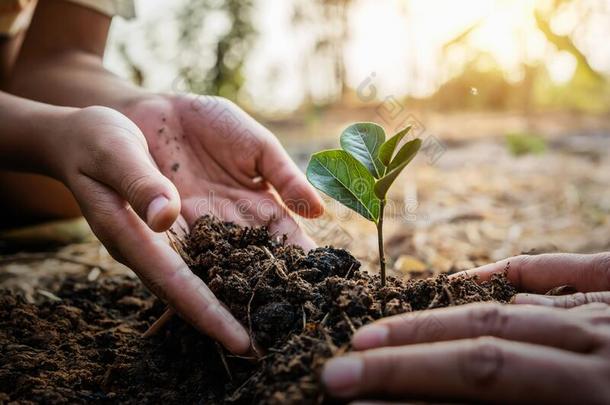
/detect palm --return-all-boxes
[126,94,322,248]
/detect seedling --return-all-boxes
[306,122,421,286]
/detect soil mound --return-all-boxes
[0,215,516,404]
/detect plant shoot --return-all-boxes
[306,122,421,286]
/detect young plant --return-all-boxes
[306,122,421,286]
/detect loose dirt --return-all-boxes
[0,215,516,404]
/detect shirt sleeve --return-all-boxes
[62,0,135,19]
[1,0,135,37]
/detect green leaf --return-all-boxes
[374,139,422,199]
[340,122,386,179]
[378,126,412,166]
[387,138,422,172]
[306,150,380,222]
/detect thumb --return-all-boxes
[82,136,181,232]
[257,136,324,218]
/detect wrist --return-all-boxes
[39,106,86,180]
[0,92,77,176]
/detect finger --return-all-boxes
[72,176,250,354]
[239,190,317,250]
[352,302,597,353]
[513,292,610,308]
[269,215,316,251]
[454,253,610,293]
[257,136,324,218]
[323,338,599,402]
[83,130,181,232]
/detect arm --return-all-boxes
[0,91,74,172]
[6,0,321,351]
[8,0,323,244]
[7,0,144,108]
[0,90,250,353]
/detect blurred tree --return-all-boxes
[116,42,144,87]
[174,0,255,100]
[292,0,351,106]
[533,1,609,112]
[434,0,609,112]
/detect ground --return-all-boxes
[2,110,609,292]
[0,216,516,403]
[0,110,609,403]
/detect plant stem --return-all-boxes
[377,199,386,287]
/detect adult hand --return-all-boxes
[48,106,251,354]
[461,252,610,307]
[124,94,324,249]
[322,253,610,403]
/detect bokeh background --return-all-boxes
[3,0,610,292]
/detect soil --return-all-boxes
[0,215,517,404]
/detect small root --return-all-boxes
[320,312,330,326]
[259,246,288,279]
[443,285,455,306]
[215,342,233,381]
[344,263,355,279]
[321,327,338,354]
[341,311,356,334]
[143,307,175,338]
[226,370,262,402]
[247,263,273,356]
[261,246,275,260]
[427,292,442,309]
[301,305,307,331]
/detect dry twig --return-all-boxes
[141,231,186,337]
[341,311,356,334]
[215,342,233,381]
[143,307,175,338]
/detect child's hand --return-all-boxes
[44,106,251,353]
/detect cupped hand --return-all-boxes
[322,252,610,403]
[50,106,250,353]
[124,94,324,249]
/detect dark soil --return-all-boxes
[0,215,516,404]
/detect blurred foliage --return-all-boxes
[175,0,255,100]
[428,0,609,113]
[505,132,547,156]
[292,0,352,105]
[533,9,603,84]
[116,43,144,87]
[426,56,527,110]
[122,0,608,113]
[531,4,609,113]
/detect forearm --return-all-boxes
[8,50,149,111]
[0,91,75,174]
[6,0,151,113]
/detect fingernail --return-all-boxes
[512,293,556,307]
[353,324,388,349]
[147,195,169,229]
[322,356,363,396]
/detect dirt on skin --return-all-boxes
[0,215,517,404]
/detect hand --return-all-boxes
[48,106,251,353]
[123,94,324,249]
[460,252,610,306]
[322,253,610,403]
